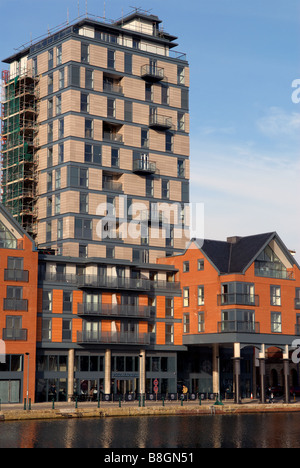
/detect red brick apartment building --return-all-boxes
[158,232,300,403]
[0,204,38,404]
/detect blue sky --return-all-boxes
[1,0,300,259]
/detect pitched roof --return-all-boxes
[193,232,297,274]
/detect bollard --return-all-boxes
[162,396,165,407]
[143,395,145,407]
[199,395,202,406]
[181,395,184,407]
[52,398,55,410]
[138,395,141,407]
[98,396,100,408]
[24,398,27,410]
[29,398,31,411]
[119,397,121,408]
[75,396,78,409]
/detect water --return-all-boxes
[1,413,300,448]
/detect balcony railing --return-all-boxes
[2,328,28,341]
[149,114,173,130]
[103,82,123,94]
[218,321,260,334]
[77,331,150,345]
[255,266,294,280]
[78,274,181,292]
[77,303,154,319]
[141,64,164,81]
[295,299,300,310]
[4,269,29,282]
[103,132,123,143]
[3,298,28,311]
[133,159,157,174]
[102,180,123,192]
[217,294,259,307]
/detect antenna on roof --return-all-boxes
[77,0,80,17]
[67,8,69,24]
[85,0,88,17]
[104,0,106,20]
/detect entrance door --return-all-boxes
[0,380,20,403]
[113,378,138,396]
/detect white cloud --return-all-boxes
[256,107,300,139]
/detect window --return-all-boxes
[178,112,185,131]
[48,98,53,118]
[69,166,88,188]
[46,222,51,242]
[75,218,92,239]
[85,119,93,138]
[124,53,132,74]
[42,290,52,312]
[59,69,64,89]
[58,118,64,138]
[47,197,52,217]
[57,219,63,240]
[81,93,89,112]
[146,177,154,197]
[183,314,190,333]
[165,298,174,317]
[181,88,189,110]
[162,180,169,199]
[58,144,64,163]
[165,324,174,344]
[48,73,53,94]
[7,286,23,299]
[47,172,53,191]
[271,285,281,306]
[177,159,185,177]
[107,246,115,258]
[198,286,204,306]
[85,69,94,89]
[84,143,102,164]
[161,84,169,105]
[81,43,89,63]
[181,182,189,203]
[111,148,119,167]
[145,83,153,101]
[80,193,88,214]
[271,312,282,333]
[55,169,61,189]
[55,194,60,214]
[198,259,204,270]
[47,147,53,167]
[79,244,88,258]
[107,98,115,118]
[56,94,62,115]
[198,312,205,333]
[183,287,189,307]
[107,49,115,69]
[48,49,54,69]
[141,128,149,149]
[68,64,80,86]
[62,319,72,341]
[63,291,72,313]
[42,319,52,341]
[48,122,53,143]
[177,66,185,85]
[124,101,132,122]
[165,132,173,152]
[183,261,189,272]
[57,45,62,65]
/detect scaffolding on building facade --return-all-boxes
[1,69,39,238]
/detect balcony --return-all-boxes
[2,328,28,341]
[77,331,150,345]
[77,303,154,319]
[217,294,259,307]
[77,274,181,293]
[4,269,29,282]
[255,265,294,280]
[133,158,157,174]
[3,298,28,311]
[141,64,164,82]
[218,321,260,334]
[149,114,173,130]
[295,299,300,310]
[103,82,123,94]
[102,180,123,192]
[103,131,123,143]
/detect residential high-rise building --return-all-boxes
[1,10,190,401]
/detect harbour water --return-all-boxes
[1,413,300,448]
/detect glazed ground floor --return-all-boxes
[1,342,300,404]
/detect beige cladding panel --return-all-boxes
[62,89,80,114]
[90,94,106,117]
[123,173,145,197]
[89,193,106,216]
[89,167,102,191]
[90,43,106,68]
[174,133,189,157]
[88,243,106,258]
[62,39,81,64]
[123,77,145,101]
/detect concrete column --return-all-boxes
[283,345,290,404]
[212,344,220,395]
[139,350,146,395]
[67,348,75,402]
[233,343,241,404]
[259,344,266,404]
[104,349,112,395]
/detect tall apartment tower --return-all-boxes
[1,11,190,401]
[1,11,190,260]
